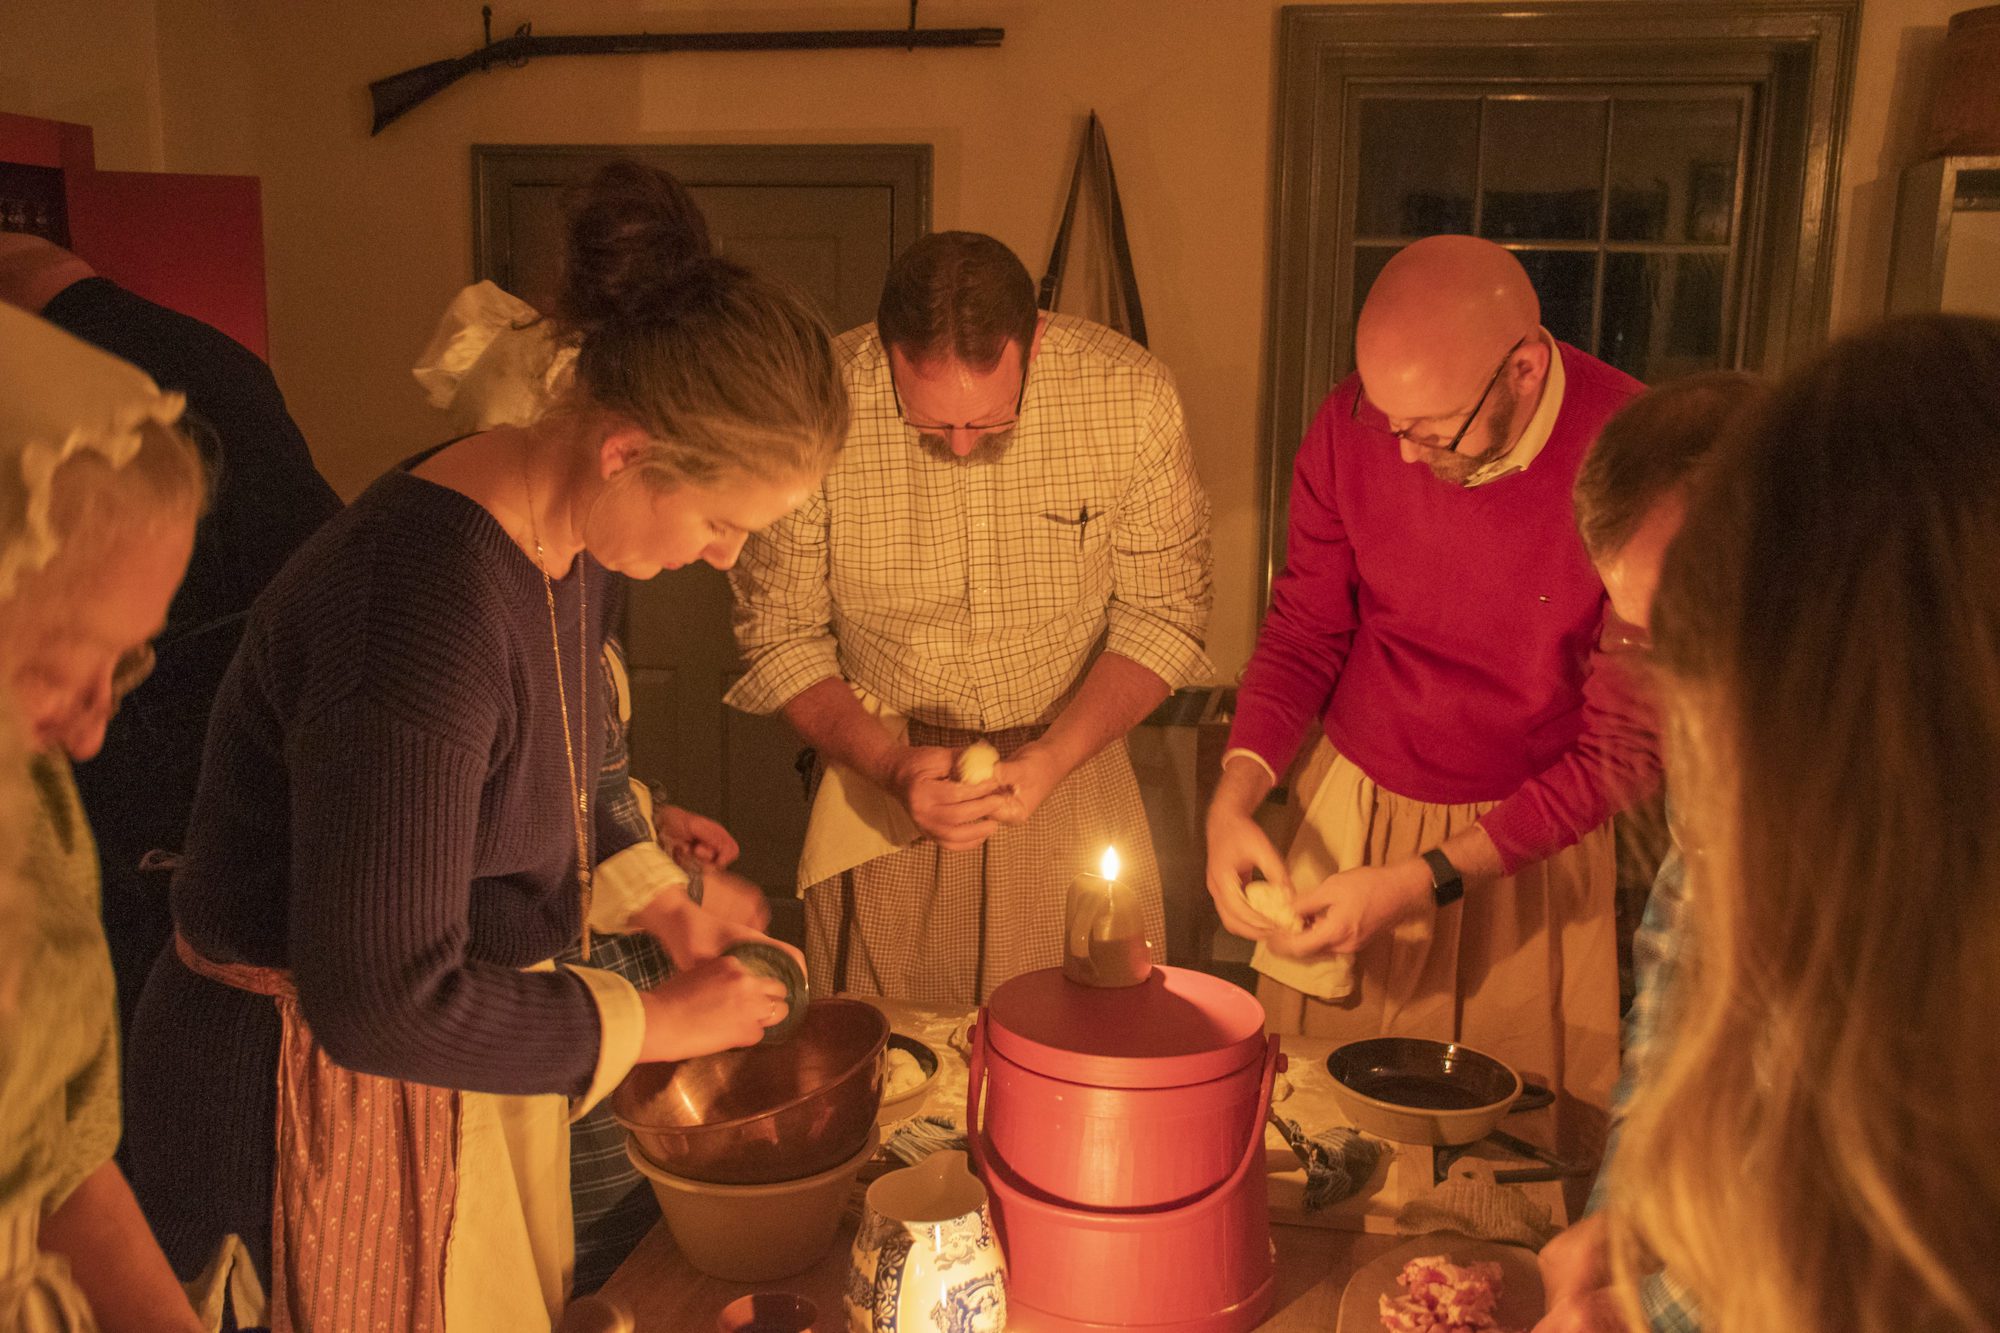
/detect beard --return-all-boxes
[1420,377,1523,487]
[914,427,1016,467]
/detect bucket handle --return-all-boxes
[966,1007,991,1180]
[967,1019,1282,1219]
[1214,1034,1282,1202]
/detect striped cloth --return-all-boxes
[805,721,1165,1004]
[560,639,673,1294]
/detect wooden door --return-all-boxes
[475,144,930,893]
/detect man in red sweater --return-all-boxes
[1207,236,1659,1165]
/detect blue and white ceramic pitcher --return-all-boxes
[846,1150,1006,1333]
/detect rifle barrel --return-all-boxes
[369,26,1004,133]
[531,28,1006,57]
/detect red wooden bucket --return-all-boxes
[974,965,1270,1210]
[969,1016,1280,1331]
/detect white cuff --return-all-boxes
[566,965,647,1120]
[591,840,688,934]
[1221,747,1279,786]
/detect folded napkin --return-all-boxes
[796,688,918,889]
[1395,1162,1558,1251]
[1251,939,1355,1001]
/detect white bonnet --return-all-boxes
[411,280,575,433]
[0,302,186,600]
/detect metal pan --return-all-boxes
[1324,1036,1524,1146]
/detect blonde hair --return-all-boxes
[1611,315,2000,1332]
[552,161,847,488]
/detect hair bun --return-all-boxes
[557,160,717,338]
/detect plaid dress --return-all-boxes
[1587,832,1703,1331]
[558,641,673,1295]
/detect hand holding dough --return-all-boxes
[1244,879,1306,934]
[955,739,1000,784]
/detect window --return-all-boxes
[1352,90,1748,381]
[1262,2,1858,594]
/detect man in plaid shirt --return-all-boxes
[728,231,1212,1003]
[1536,372,1769,1333]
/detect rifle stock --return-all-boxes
[368,24,1003,134]
[370,37,531,134]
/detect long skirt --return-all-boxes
[1257,741,1620,1177]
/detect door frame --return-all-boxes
[470,142,931,296]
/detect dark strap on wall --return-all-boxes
[1039,110,1148,347]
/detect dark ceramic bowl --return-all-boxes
[1325,1036,1522,1146]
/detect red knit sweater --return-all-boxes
[1229,344,1660,872]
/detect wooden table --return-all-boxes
[599,999,1568,1331]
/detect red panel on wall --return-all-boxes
[65,170,268,360]
[0,110,95,172]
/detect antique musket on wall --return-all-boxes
[368,4,1006,134]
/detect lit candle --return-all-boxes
[1062,844,1152,987]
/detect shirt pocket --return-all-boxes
[1004,504,1111,627]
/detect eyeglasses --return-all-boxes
[1350,336,1526,455]
[110,643,156,704]
[888,356,1031,452]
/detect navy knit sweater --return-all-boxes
[128,462,635,1280]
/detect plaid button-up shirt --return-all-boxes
[728,315,1212,726]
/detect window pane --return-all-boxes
[1356,98,1479,237]
[1600,253,1727,380]
[1512,249,1598,349]
[1607,98,1741,243]
[1351,245,1400,321]
[1481,99,1608,241]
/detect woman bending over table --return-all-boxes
[125,160,848,1331]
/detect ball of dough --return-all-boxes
[956,739,1000,784]
[1245,879,1306,934]
[884,1048,927,1098]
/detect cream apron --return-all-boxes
[804,722,1165,1004]
[1256,741,1620,1173]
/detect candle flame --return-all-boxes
[1100,845,1120,880]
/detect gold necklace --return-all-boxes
[529,488,593,961]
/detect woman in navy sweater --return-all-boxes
[126,161,848,1331]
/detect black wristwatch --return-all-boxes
[1421,848,1465,908]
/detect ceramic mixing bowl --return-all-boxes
[1324,1036,1522,1145]
[627,1126,880,1283]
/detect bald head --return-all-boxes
[1355,236,1540,419]
[0,233,94,315]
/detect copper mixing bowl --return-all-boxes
[611,998,888,1185]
